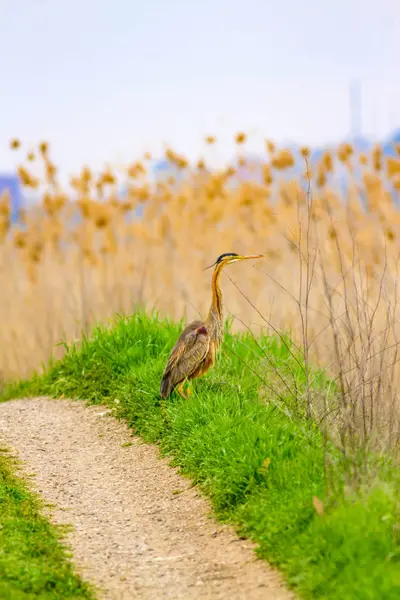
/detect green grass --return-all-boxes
[2,311,400,599]
[0,450,94,600]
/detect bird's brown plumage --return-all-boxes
[159,252,263,399]
[159,321,211,398]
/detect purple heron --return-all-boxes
[160,252,264,399]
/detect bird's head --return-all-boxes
[204,252,264,270]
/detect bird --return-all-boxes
[159,252,264,400]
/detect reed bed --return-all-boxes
[2,135,400,452]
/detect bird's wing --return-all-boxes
[169,335,210,383]
[162,321,209,385]
[163,321,204,373]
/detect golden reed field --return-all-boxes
[2,135,400,449]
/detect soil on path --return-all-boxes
[0,397,293,600]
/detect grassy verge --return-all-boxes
[0,449,94,600]
[2,312,400,599]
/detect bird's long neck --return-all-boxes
[206,263,225,347]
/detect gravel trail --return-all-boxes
[0,397,293,600]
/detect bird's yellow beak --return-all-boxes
[235,254,264,262]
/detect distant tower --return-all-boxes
[349,79,362,138]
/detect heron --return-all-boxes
[159,252,264,399]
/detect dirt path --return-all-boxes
[0,398,293,600]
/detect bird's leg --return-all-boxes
[177,380,192,399]
[177,381,187,399]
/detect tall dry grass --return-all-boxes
[2,135,400,453]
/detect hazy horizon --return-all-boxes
[1,0,399,176]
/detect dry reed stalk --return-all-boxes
[2,137,400,456]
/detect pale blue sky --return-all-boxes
[1,0,399,176]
